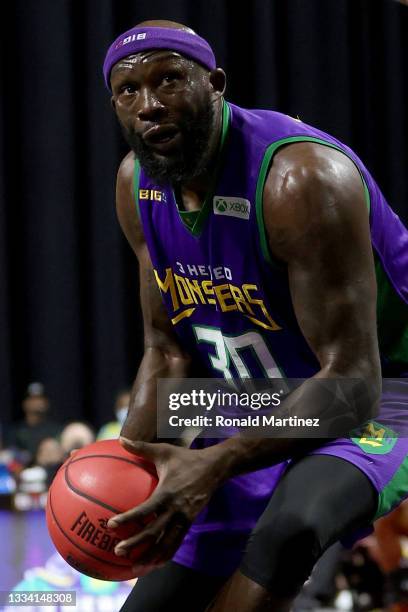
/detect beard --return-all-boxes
[121,96,215,185]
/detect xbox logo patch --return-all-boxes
[213,196,251,220]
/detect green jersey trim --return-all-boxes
[255,136,371,266]
[375,453,408,520]
[375,254,408,365]
[133,158,141,219]
[174,99,231,237]
[178,209,200,230]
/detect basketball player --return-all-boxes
[102,20,408,611]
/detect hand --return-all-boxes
[107,437,227,573]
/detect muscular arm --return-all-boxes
[210,142,382,476]
[109,145,383,562]
[116,152,192,442]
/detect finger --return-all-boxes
[107,490,167,528]
[129,512,191,565]
[114,511,171,556]
[131,519,190,569]
[69,448,79,457]
[119,437,159,460]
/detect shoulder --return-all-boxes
[263,142,369,261]
[116,151,145,253]
[265,141,364,205]
[116,150,136,200]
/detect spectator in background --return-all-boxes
[7,383,62,464]
[97,390,130,441]
[15,435,65,512]
[358,501,408,608]
[35,437,64,488]
[60,421,95,457]
[0,425,17,508]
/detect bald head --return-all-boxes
[135,20,196,35]
[103,22,216,91]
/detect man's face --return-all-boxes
[110,51,215,184]
[23,396,49,423]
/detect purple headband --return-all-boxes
[103,26,216,91]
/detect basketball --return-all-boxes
[46,439,158,581]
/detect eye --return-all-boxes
[161,71,182,86]
[118,83,137,95]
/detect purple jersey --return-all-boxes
[133,102,408,577]
[136,101,408,379]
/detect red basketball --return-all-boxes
[46,439,158,581]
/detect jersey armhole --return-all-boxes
[255,136,371,266]
[133,158,141,220]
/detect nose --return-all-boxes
[137,87,166,122]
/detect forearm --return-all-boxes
[121,347,191,442]
[208,369,381,483]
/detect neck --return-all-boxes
[26,415,43,426]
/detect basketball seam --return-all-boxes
[65,465,122,514]
[68,453,157,477]
[65,455,157,513]
[48,486,131,569]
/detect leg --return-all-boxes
[293,542,344,610]
[120,560,227,612]
[206,455,378,612]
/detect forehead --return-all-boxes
[111,50,192,78]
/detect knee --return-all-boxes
[241,510,324,598]
[240,508,322,598]
[247,508,323,570]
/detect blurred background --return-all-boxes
[0,0,407,426]
[0,0,407,610]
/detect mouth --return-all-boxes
[143,125,181,153]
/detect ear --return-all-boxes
[110,96,116,111]
[209,68,226,100]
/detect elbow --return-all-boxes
[143,344,192,375]
[356,357,382,422]
[355,380,381,425]
[323,356,382,427]
[346,360,382,426]
[165,351,193,375]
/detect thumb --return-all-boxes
[119,437,158,460]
